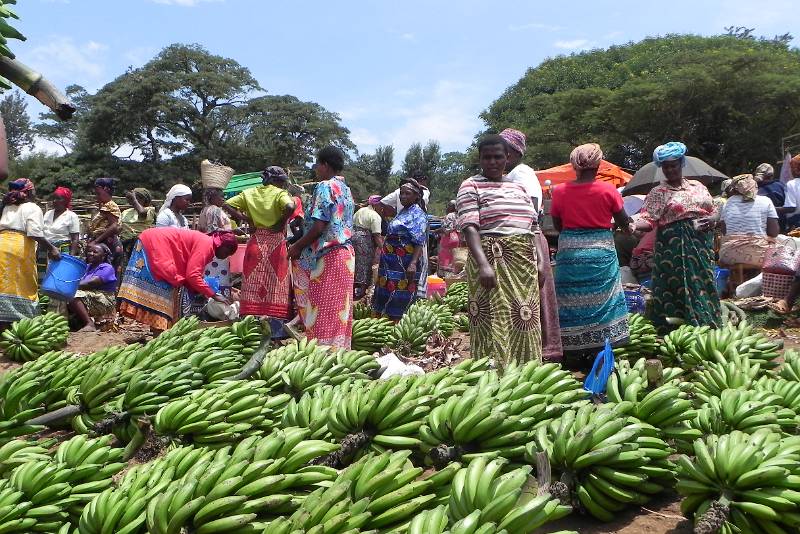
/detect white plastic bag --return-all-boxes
[377,353,424,378]
[735,273,762,298]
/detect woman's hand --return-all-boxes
[287,243,301,260]
[48,247,62,261]
[695,217,715,232]
[478,264,497,289]
[406,264,417,283]
[212,293,231,305]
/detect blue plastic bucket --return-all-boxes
[41,254,88,300]
[714,267,730,296]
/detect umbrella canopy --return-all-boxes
[622,156,728,196]
[536,160,632,190]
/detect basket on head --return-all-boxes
[200,160,234,189]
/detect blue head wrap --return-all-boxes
[652,142,687,167]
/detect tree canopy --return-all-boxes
[482,33,800,174]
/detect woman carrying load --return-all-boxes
[0,179,61,323]
[632,141,720,332]
[223,165,296,319]
[456,135,542,366]
[372,179,428,320]
[117,227,236,332]
[550,143,631,354]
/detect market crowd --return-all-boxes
[3,135,800,366]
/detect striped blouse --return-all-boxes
[456,175,537,236]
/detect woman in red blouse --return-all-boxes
[632,141,720,332]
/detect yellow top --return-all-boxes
[226,185,293,228]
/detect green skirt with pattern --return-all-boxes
[648,219,721,333]
[466,233,542,368]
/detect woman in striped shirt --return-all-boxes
[456,135,542,366]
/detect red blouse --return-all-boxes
[550,180,623,229]
[138,227,216,297]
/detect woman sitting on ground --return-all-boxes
[68,243,117,331]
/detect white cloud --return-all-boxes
[553,39,591,50]
[509,22,562,32]
[400,33,415,41]
[150,0,222,5]
[20,36,108,84]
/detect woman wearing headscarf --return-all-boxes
[120,188,156,255]
[633,142,720,332]
[551,143,631,354]
[352,195,385,300]
[156,184,192,229]
[500,127,562,362]
[88,177,124,274]
[456,135,542,366]
[224,166,295,319]
[287,147,355,348]
[68,243,117,331]
[718,173,779,267]
[437,200,461,275]
[372,180,428,320]
[40,187,80,282]
[0,179,61,323]
[117,227,237,332]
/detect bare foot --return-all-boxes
[78,323,97,332]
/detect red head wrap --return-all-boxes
[54,186,73,208]
[211,231,237,250]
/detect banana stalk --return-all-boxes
[0,56,75,119]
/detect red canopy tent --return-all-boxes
[536,160,632,191]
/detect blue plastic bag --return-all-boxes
[584,339,614,396]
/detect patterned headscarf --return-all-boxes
[54,186,72,208]
[263,165,288,184]
[161,183,192,213]
[132,187,152,205]
[728,174,758,201]
[499,128,526,155]
[2,178,34,206]
[368,195,382,206]
[753,163,774,183]
[653,142,687,167]
[399,178,426,211]
[791,155,800,178]
[94,177,115,192]
[569,143,603,170]
[211,230,237,251]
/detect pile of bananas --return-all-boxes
[351,317,394,354]
[37,294,50,314]
[390,301,455,356]
[612,314,658,361]
[353,301,372,320]
[527,403,677,521]
[682,322,781,371]
[229,315,265,357]
[658,324,710,366]
[677,429,800,533]
[780,349,800,382]
[0,312,69,362]
[688,389,798,436]
[454,314,470,332]
[689,355,760,403]
[442,281,468,314]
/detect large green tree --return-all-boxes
[482,33,800,174]
[0,90,33,158]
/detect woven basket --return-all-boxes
[762,272,794,300]
[200,160,234,189]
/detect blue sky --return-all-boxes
[12,0,798,161]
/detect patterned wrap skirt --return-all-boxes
[0,230,39,322]
[117,240,190,331]
[240,228,291,319]
[352,226,375,287]
[649,219,721,333]
[372,235,423,321]
[534,231,563,361]
[466,233,542,368]
[292,246,355,349]
[554,229,629,351]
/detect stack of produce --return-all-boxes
[780,349,800,382]
[353,301,372,320]
[351,317,394,354]
[0,312,69,362]
[390,300,455,356]
[442,281,468,314]
[454,313,470,332]
[659,324,710,366]
[681,322,781,371]
[527,402,677,521]
[677,429,800,533]
[689,355,761,403]
[229,315,265,357]
[612,314,658,361]
[689,389,798,436]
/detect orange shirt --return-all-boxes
[138,227,216,297]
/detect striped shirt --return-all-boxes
[456,175,536,236]
[721,195,778,236]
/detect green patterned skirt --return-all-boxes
[466,233,542,368]
[648,219,720,333]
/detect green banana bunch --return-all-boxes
[606,357,685,404]
[677,429,800,533]
[720,300,747,326]
[0,438,54,475]
[353,300,372,320]
[390,300,454,356]
[281,385,337,440]
[0,478,37,533]
[658,324,710,366]
[0,312,69,362]
[682,322,781,371]
[780,349,800,382]
[756,375,800,415]
[527,403,677,521]
[447,457,572,533]
[121,363,203,418]
[612,314,658,361]
[690,356,761,404]
[229,315,265,356]
[153,380,291,445]
[37,293,50,314]
[443,281,469,313]
[689,389,798,436]
[351,317,394,353]
[454,314,470,332]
